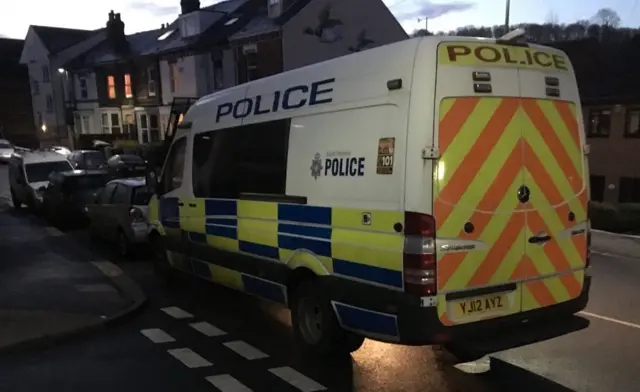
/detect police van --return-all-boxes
[146,33,591,359]
[9,150,74,211]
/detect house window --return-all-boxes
[148,67,157,97]
[587,109,611,137]
[79,77,88,99]
[42,66,50,82]
[625,108,640,137]
[107,75,116,99]
[82,115,92,134]
[213,57,223,90]
[111,113,121,134]
[169,62,179,93]
[150,114,160,141]
[32,80,40,95]
[191,119,290,198]
[74,114,82,135]
[124,73,133,98]
[101,113,110,133]
[124,114,137,139]
[46,95,53,113]
[590,175,605,202]
[243,45,259,82]
[619,177,640,203]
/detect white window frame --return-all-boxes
[169,62,179,93]
[124,73,133,98]
[148,67,157,97]
[101,112,121,134]
[79,77,88,99]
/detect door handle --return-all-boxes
[178,201,184,207]
[528,235,552,244]
[188,203,197,208]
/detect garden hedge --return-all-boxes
[589,202,640,234]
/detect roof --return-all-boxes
[21,151,72,164]
[108,177,146,187]
[0,38,25,74]
[230,0,312,40]
[31,25,99,54]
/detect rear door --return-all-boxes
[433,42,527,326]
[518,50,588,313]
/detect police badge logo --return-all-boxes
[310,153,323,180]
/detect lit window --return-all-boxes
[107,75,116,99]
[124,73,132,98]
[158,30,174,41]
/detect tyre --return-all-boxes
[10,189,21,209]
[117,230,131,258]
[291,280,365,357]
[150,233,177,285]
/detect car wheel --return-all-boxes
[291,280,364,357]
[117,230,131,258]
[10,189,21,209]
[150,233,178,285]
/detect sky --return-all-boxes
[0,0,639,39]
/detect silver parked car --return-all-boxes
[86,177,152,257]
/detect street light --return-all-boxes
[41,123,47,132]
[58,68,65,74]
[505,0,511,31]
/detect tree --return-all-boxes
[593,8,621,28]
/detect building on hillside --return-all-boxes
[553,37,640,205]
[19,25,104,147]
[0,38,37,148]
[61,0,407,146]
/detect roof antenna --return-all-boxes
[498,28,526,42]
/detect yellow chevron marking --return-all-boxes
[537,100,582,172]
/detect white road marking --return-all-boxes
[580,311,640,330]
[140,328,176,343]
[268,367,326,392]
[223,341,269,360]
[190,321,227,337]
[161,306,193,319]
[167,348,212,368]
[206,375,253,392]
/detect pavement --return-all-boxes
[0,165,145,353]
[1,164,640,392]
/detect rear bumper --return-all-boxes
[326,275,591,354]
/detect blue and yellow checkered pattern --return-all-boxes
[157,197,406,291]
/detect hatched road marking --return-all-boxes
[223,341,269,360]
[206,374,253,392]
[190,321,227,337]
[161,306,194,319]
[580,311,640,330]
[269,367,326,392]
[167,348,212,368]
[140,328,176,344]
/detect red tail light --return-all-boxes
[129,207,145,223]
[403,212,437,296]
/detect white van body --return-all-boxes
[148,36,590,357]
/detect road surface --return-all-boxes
[1,164,639,392]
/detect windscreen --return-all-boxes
[132,186,152,205]
[25,161,73,183]
[0,142,11,149]
[84,151,106,169]
[63,174,107,192]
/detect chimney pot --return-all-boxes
[180,0,200,14]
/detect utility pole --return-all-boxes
[504,0,511,32]
[417,17,428,35]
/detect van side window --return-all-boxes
[161,137,187,194]
[192,119,290,198]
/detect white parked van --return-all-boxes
[8,150,74,211]
[146,35,591,359]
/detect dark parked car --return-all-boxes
[68,150,107,170]
[106,154,147,179]
[42,170,109,226]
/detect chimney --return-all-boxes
[181,0,200,14]
[267,0,283,19]
[106,10,127,52]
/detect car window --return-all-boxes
[161,137,186,194]
[83,152,106,169]
[112,184,131,205]
[131,186,152,205]
[99,183,117,204]
[0,142,12,149]
[24,161,73,183]
[63,174,107,193]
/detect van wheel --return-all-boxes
[150,233,177,285]
[10,190,21,209]
[117,230,131,258]
[291,280,365,357]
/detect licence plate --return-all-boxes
[451,293,508,318]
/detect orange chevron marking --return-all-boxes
[439,97,480,153]
[553,101,581,150]
[521,99,582,194]
[437,252,467,291]
[436,99,519,226]
[526,279,556,307]
[510,255,536,281]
